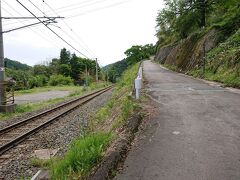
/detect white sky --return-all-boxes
[2,0,164,66]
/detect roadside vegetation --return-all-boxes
[187,29,240,87]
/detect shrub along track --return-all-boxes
[0,86,113,160]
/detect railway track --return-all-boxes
[0,86,113,156]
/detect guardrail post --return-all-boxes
[134,62,143,99]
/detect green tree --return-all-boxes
[58,64,71,77]
[125,44,155,66]
[70,54,86,82]
[49,58,59,75]
[33,64,51,77]
[60,48,71,65]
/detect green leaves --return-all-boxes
[156,0,239,44]
[51,133,112,179]
[124,44,155,66]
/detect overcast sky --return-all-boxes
[2,0,164,66]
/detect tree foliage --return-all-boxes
[5,48,102,90]
[104,43,155,83]
[125,44,155,66]
[156,0,239,45]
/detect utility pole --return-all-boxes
[0,0,6,108]
[95,58,98,82]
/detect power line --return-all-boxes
[43,0,96,58]
[16,0,90,59]
[2,0,62,48]
[27,0,47,16]
[45,0,110,15]
[66,1,129,19]
[35,0,100,16]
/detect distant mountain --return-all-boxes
[4,58,31,71]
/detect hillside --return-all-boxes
[154,0,240,88]
[4,58,31,71]
[103,59,128,83]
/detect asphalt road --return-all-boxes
[115,60,240,180]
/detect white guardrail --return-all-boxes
[134,63,143,99]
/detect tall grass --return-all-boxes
[51,133,112,179]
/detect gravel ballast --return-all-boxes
[0,89,112,180]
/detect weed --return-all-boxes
[50,133,112,179]
[30,158,52,168]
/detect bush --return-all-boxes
[48,75,73,86]
[28,75,48,88]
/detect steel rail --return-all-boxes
[0,86,112,136]
[0,86,113,155]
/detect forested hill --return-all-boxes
[4,58,31,71]
[103,60,128,83]
[154,0,240,87]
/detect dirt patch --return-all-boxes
[15,90,71,104]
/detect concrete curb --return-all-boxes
[88,111,143,180]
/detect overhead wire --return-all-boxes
[27,0,47,16]
[45,0,110,15]
[15,0,90,59]
[43,0,97,58]
[66,1,130,19]
[2,0,63,48]
[34,0,102,16]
